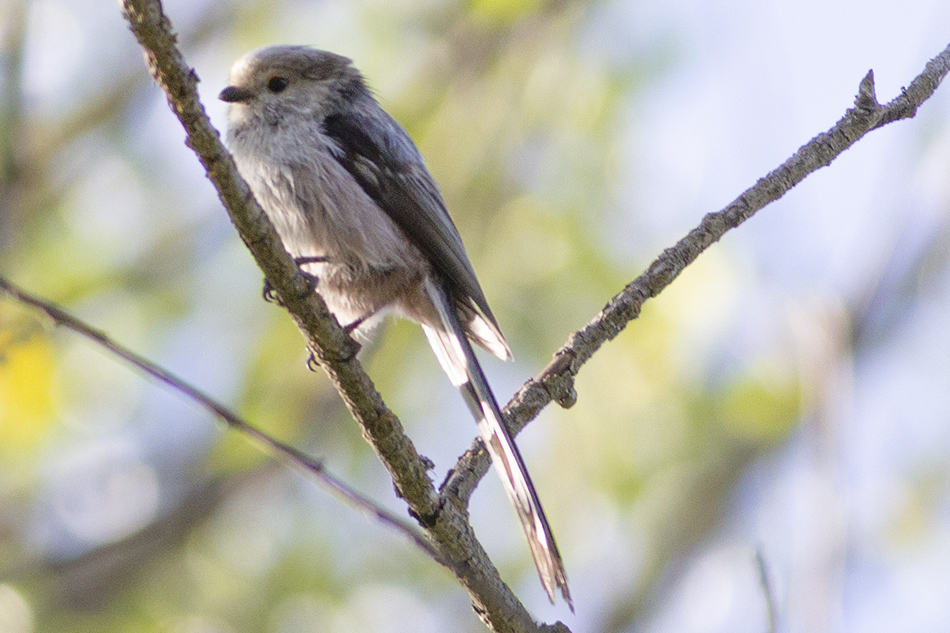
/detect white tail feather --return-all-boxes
[423,278,571,608]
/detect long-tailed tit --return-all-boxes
[219,46,570,607]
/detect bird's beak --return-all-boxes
[218,86,254,103]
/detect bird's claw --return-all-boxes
[262,278,278,303]
[295,256,326,298]
[306,348,320,372]
[262,256,328,304]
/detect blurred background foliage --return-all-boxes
[0,0,948,632]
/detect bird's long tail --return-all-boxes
[422,279,571,609]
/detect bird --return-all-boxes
[219,45,570,607]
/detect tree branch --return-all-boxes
[118,1,551,630]
[441,44,950,506]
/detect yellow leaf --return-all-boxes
[0,326,58,455]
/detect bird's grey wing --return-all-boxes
[324,99,569,606]
[322,106,507,348]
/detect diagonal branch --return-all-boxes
[118,1,553,630]
[441,44,950,505]
[116,0,435,518]
[0,275,438,560]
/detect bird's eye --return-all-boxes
[267,76,289,93]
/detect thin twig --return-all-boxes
[440,45,950,506]
[0,275,438,560]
